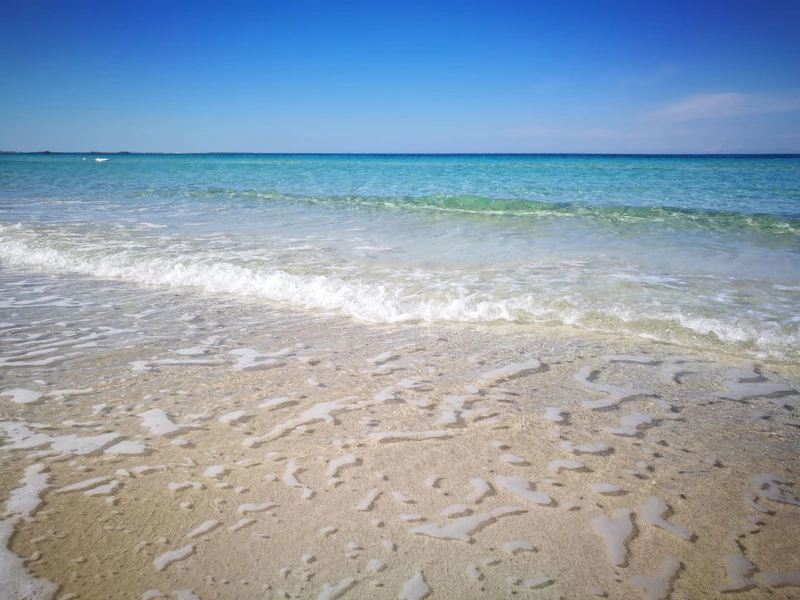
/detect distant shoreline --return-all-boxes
[2,151,799,158]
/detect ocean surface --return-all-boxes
[1,153,798,360]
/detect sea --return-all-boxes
[2,153,800,598]
[1,153,798,361]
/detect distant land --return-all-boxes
[1,151,799,157]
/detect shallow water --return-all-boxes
[0,268,798,599]
[1,153,800,598]
[1,153,798,359]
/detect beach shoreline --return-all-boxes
[1,269,799,599]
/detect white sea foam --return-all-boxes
[153,545,194,571]
[0,223,797,358]
[1,465,58,600]
[410,506,524,542]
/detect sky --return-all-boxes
[1,0,799,153]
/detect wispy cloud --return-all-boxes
[648,92,800,121]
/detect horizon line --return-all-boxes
[2,151,800,157]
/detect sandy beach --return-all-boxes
[2,0,800,596]
[1,270,799,600]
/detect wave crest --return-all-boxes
[1,224,797,359]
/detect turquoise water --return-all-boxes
[1,153,799,358]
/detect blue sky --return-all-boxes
[1,0,798,153]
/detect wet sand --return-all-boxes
[1,272,799,599]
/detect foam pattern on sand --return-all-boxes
[0,271,798,599]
